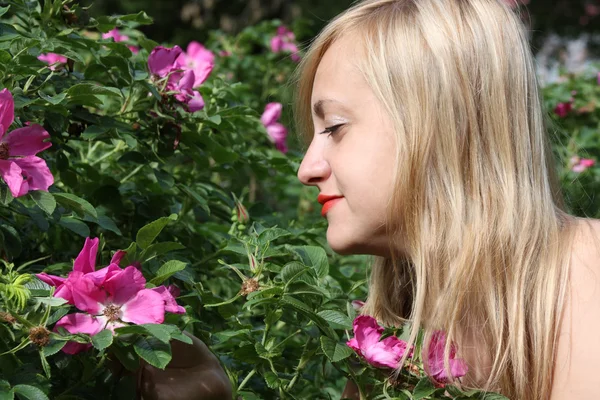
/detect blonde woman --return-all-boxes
[295,0,600,398]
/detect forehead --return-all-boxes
[311,34,371,111]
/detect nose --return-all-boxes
[297,141,331,186]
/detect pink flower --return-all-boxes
[102,28,129,43]
[260,103,288,153]
[102,28,140,54]
[426,331,468,383]
[270,26,301,63]
[0,89,53,198]
[38,53,67,71]
[346,315,410,369]
[43,237,185,354]
[148,46,183,78]
[554,102,572,118]
[171,69,205,112]
[176,41,215,88]
[570,156,595,173]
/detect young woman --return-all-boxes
[295,0,600,398]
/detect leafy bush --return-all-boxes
[0,0,598,399]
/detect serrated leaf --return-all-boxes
[11,385,48,400]
[178,185,210,215]
[317,310,353,330]
[280,262,309,284]
[290,246,329,279]
[412,377,436,400]
[30,191,55,215]
[42,340,66,357]
[320,336,353,363]
[136,214,177,249]
[139,324,171,344]
[97,215,122,235]
[263,371,280,389]
[134,337,172,369]
[149,260,187,286]
[91,329,113,351]
[280,295,336,339]
[53,193,97,219]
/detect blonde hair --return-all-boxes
[294,0,577,398]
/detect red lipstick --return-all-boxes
[317,194,343,217]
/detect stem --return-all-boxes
[120,164,144,183]
[90,142,124,166]
[237,368,256,392]
[86,141,102,161]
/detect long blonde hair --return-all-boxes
[294,0,577,398]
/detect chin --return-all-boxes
[326,230,390,257]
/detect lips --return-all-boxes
[317,194,343,217]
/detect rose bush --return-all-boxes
[0,0,598,399]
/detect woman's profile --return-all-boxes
[295,0,600,398]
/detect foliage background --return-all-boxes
[0,0,598,399]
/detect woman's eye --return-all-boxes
[319,123,344,137]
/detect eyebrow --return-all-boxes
[312,99,349,119]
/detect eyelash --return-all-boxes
[319,124,344,137]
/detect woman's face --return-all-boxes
[297,35,398,257]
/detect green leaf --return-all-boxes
[30,191,56,216]
[412,377,436,400]
[97,215,122,235]
[178,185,210,215]
[38,92,67,106]
[263,371,280,389]
[290,246,329,279]
[149,260,187,286]
[0,6,10,18]
[58,216,90,237]
[0,185,13,206]
[0,224,21,257]
[139,242,185,262]
[136,214,177,249]
[320,336,353,363]
[42,340,66,357]
[280,295,336,339]
[67,84,122,98]
[91,330,113,351]
[0,389,14,400]
[53,193,97,219]
[280,262,309,284]
[133,337,172,369]
[138,324,171,344]
[317,310,353,330]
[36,297,67,307]
[11,385,48,400]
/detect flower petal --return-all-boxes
[36,272,66,287]
[69,272,105,314]
[12,156,54,195]
[187,91,205,112]
[110,250,127,266]
[86,264,122,287]
[73,237,99,274]
[0,88,14,136]
[260,102,282,126]
[0,159,24,198]
[55,313,104,354]
[148,46,183,77]
[352,315,384,351]
[103,265,146,305]
[2,124,51,156]
[150,286,185,314]
[121,288,166,325]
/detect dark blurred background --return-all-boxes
[81,0,600,53]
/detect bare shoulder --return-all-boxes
[551,218,600,399]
